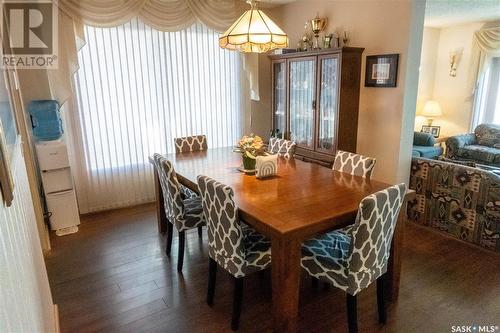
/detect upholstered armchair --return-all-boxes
[446,124,500,166]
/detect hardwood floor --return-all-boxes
[45,204,500,333]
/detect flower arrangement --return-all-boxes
[234,134,266,170]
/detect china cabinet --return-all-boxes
[270,47,364,164]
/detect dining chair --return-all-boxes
[267,137,297,159]
[173,135,207,235]
[174,134,208,153]
[197,175,271,331]
[154,153,206,272]
[332,150,376,179]
[301,183,406,333]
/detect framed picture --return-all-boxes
[365,54,399,87]
[421,125,441,138]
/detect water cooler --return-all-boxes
[29,100,80,236]
[36,141,80,236]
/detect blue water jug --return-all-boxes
[28,100,63,141]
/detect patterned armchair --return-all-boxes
[154,154,206,271]
[301,184,406,333]
[408,157,500,252]
[267,137,297,159]
[332,150,376,179]
[446,124,500,166]
[197,175,271,331]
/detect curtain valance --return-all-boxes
[58,0,247,33]
[474,26,500,54]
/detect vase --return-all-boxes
[242,155,256,170]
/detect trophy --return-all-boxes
[310,14,327,49]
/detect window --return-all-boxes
[474,57,500,125]
[72,19,243,212]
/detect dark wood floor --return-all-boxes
[45,204,500,333]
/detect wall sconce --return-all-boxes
[449,48,463,77]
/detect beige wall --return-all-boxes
[415,22,483,136]
[0,141,56,333]
[251,0,425,183]
[415,27,440,116]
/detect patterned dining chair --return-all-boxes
[267,137,297,159]
[173,135,207,235]
[154,153,206,272]
[332,150,376,179]
[197,175,271,331]
[174,134,208,153]
[301,183,406,333]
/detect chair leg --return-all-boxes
[198,225,203,239]
[377,275,387,324]
[207,258,217,306]
[346,294,358,333]
[231,277,244,331]
[165,222,173,257]
[177,231,185,272]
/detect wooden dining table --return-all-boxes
[149,147,414,332]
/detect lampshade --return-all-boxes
[219,0,288,53]
[422,100,443,117]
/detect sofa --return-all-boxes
[412,131,443,158]
[408,157,500,252]
[446,124,500,166]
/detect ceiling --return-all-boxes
[254,0,500,27]
[425,0,500,27]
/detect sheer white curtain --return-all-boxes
[469,26,500,129]
[476,57,500,124]
[71,19,243,213]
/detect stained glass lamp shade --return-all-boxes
[219,1,288,53]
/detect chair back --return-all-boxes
[174,135,208,153]
[268,137,296,159]
[347,183,406,295]
[333,150,376,179]
[154,154,184,223]
[197,175,247,277]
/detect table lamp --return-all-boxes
[422,100,442,126]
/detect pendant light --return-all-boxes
[219,0,288,53]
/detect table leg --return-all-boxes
[153,167,167,234]
[385,193,412,302]
[271,236,301,333]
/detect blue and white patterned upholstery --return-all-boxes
[197,175,271,278]
[268,137,297,159]
[301,183,406,295]
[154,153,205,232]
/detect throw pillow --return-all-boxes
[475,124,500,147]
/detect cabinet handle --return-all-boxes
[312,100,316,109]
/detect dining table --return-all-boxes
[149,147,414,333]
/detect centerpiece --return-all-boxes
[234,134,266,172]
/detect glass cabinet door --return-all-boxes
[289,58,316,148]
[317,55,340,153]
[272,61,286,137]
